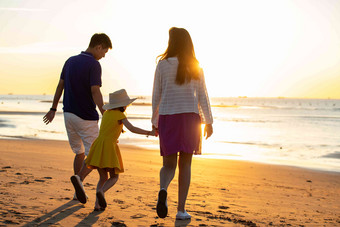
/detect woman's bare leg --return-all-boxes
[160,153,177,190]
[178,152,193,212]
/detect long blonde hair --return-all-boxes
[157,27,200,85]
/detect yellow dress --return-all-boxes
[85,110,126,174]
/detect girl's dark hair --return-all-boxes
[89,33,112,49]
[110,107,126,112]
[157,27,200,85]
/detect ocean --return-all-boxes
[1,94,340,173]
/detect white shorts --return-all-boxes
[64,112,99,156]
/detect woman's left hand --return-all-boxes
[204,124,213,139]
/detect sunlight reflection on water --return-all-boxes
[1,95,340,172]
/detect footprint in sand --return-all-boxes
[130,214,147,219]
[0,166,12,172]
[135,196,142,202]
[146,203,155,208]
[113,199,125,204]
[34,179,45,182]
[110,221,126,227]
[7,210,19,215]
[192,210,213,216]
[119,205,130,210]
[207,215,256,227]
[84,182,95,187]
[4,220,20,225]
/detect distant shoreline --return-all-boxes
[1,94,340,100]
[38,100,240,108]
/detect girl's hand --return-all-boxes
[149,128,158,137]
[152,125,159,137]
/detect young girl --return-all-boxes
[71,89,156,211]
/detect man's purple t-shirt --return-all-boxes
[61,52,101,120]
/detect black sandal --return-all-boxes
[96,191,107,209]
[156,188,168,218]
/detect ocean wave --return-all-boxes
[0,134,35,140]
[0,111,60,115]
[0,111,152,120]
[40,100,153,106]
[0,119,16,128]
[126,116,151,120]
[297,115,340,121]
[215,117,280,123]
[321,152,340,159]
[36,129,64,134]
[218,140,282,148]
[0,123,16,128]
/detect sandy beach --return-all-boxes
[0,139,339,226]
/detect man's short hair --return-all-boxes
[89,33,112,49]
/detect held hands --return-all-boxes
[147,125,212,138]
[148,127,158,137]
[204,124,213,139]
[43,110,56,125]
[152,125,159,137]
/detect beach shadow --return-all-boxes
[23,200,83,226]
[74,210,103,226]
[174,219,191,227]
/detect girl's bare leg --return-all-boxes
[178,152,193,212]
[95,168,119,209]
[95,168,108,209]
[101,169,119,193]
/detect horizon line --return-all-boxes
[1,93,340,100]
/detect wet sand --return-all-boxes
[0,139,339,226]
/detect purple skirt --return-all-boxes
[158,113,202,156]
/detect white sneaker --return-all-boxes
[176,210,191,220]
[70,175,87,204]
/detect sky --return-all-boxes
[0,0,340,98]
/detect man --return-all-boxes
[43,33,112,203]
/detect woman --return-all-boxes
[152,27,213,220]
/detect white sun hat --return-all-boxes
[102,89,137,110]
